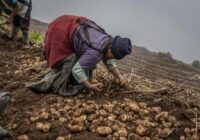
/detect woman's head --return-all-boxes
[106,36,133,59]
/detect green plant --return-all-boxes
[29,31,44,44]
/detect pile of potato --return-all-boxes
[180,127,200,140]
[18,96,193,140]
[14,56,46,75]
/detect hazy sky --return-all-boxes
[32,0,200,63]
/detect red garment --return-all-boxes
[44,15,86,68]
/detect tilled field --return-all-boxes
[0,35,200,140]
[118,47,200,93]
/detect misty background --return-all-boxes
[32,0,200,64]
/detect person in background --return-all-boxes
[0,0,32,46]
[0,92,11,139]
[26,15,133,96]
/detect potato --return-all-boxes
[155,112,169,121]
[139,109,149,116]
[150,122,158,128]
[191,134,199,140]
[73,109,83,117]
[113,106,123,115]
[58,108,66,114]
[84,105,96,114]
[42,123,51,133]
[107,135,113,140]
[56,136,65,140]
[99,109,108,116]
[113,133,119,139]
[17,135,30,140]
[96,126,112,136]
[91,78,99,84]
[135,119,156,129]
[40,111,49,120]
[65,134,72,140]
[127,102,140,112]
[136,125,150,136]
[52,111,61,119]
[184,128,191,134]
[56,103,63,108]
[36,122,51,133]
[126,123,136,132]
[64,98,73,104]
[144,137,151,140]
[36,122,43,130]
[128,133,140,140]
[162,121,172,128]
[59,117,68,123]
[14,70,19,74]
[118,122,126,128]
[103,92,110,98]
[111,124,120,131]
[103,104,114,113]
[106,120,114,127]
[157,128,172,138]
[138,102,148,109]
[10,123,18,129]
[76,115,87,123]
[190,128,197,133]
[108,114,116,121]
[179,136,186,140]
[117,128,128,137]
[119,137,127,140]
[68,124,84,133]
[167,116,176,123]
[87,114,97,121]
[119,114,133,123]
[35,56,40,60]
[91,119,101,128]
[151,107,161,113]
[49,107,56,113]
[112,101,117,105]
[34,62,39,66]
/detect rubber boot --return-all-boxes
[8,26,19,40]
[60,85,84,96]
[26,71,60,92]
[0,92,11,114]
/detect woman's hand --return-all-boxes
[114,77,126,88]
[110,68,126,88]
[82,80,103,93]
[89,82,103,91]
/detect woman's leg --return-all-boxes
[9,16,20,39]
[20,17,30,45]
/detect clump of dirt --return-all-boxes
[0,32,200,140]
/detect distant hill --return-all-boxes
[30,19,48,34]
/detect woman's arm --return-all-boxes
[72,61,102,92]
[103,58,125,87]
